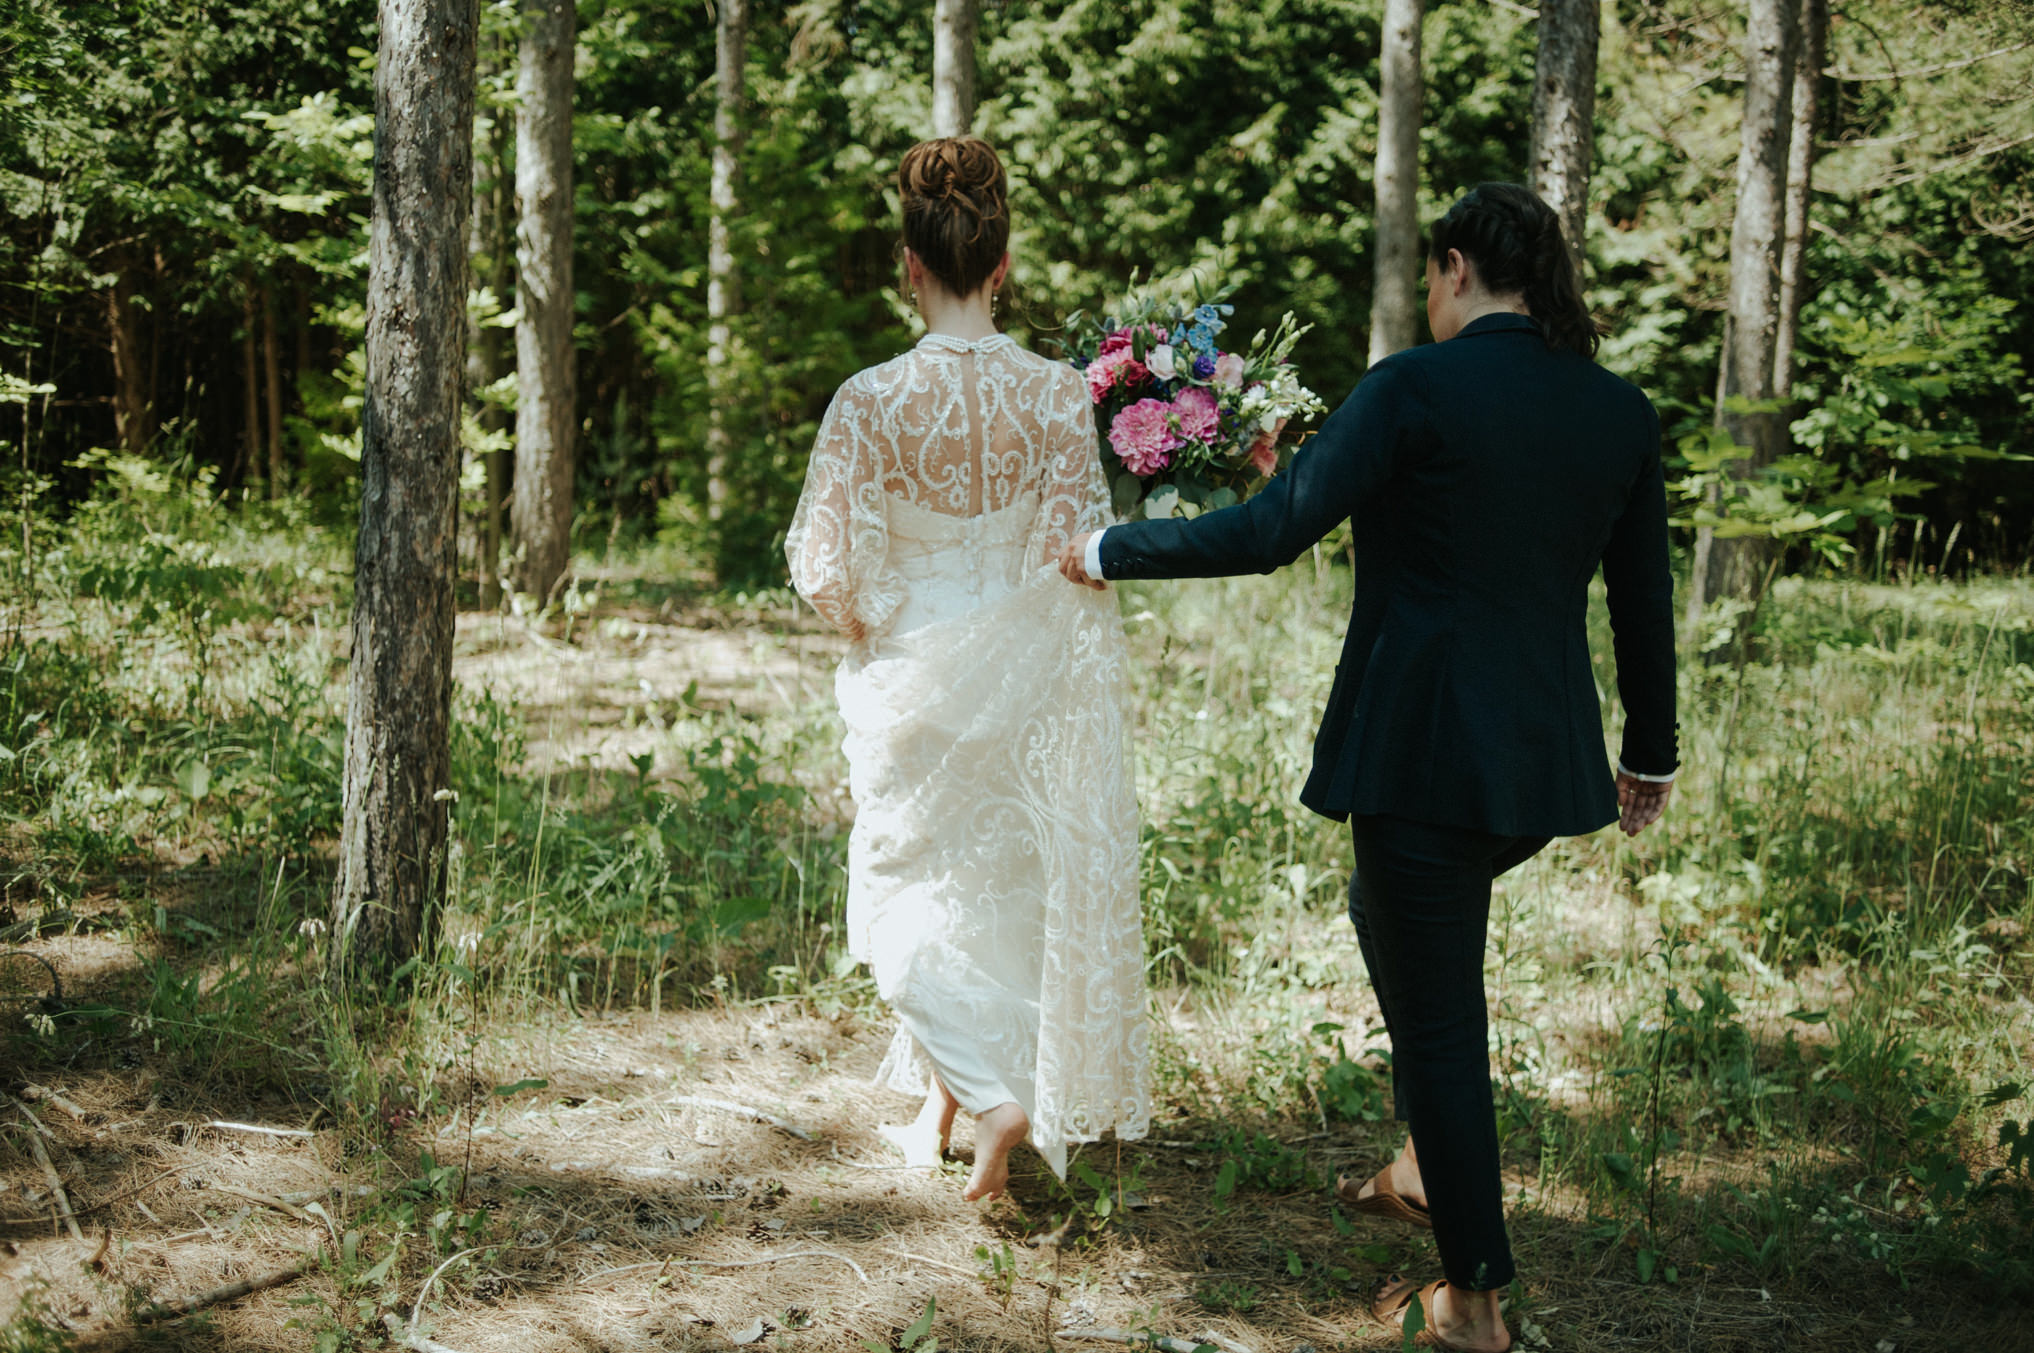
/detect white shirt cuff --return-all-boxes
[1084,528,1108,581]
[1617,761,1677,783]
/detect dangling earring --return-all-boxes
[992,289,1000,319]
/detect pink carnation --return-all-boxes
[1085,347,1150,401]
[1248,433,1279,476]
[1173,386,1221,443]
[1248,417,1288,476]
[1109,398,1181,476]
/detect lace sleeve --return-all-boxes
[1031,364,1112,567]
[786,379,904,636]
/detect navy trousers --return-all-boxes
[1347,814,1548,1292]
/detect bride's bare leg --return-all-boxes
[879,1078,959,1167]
[962,1101,1029,1202]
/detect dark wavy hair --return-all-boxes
[1426,183,1601,359]
[899,137,1009,298]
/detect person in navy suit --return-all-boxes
[1060,183,1678,1352]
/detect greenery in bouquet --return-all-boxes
[1063,285,1328,520]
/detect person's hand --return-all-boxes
[1616,772,1673,837]
[1058,533,1105,590]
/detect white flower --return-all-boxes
[1147,344,1177,381]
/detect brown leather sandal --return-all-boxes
[1334,1167,1433,1229]
[1371,1275,1513,1352]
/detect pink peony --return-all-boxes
[1109,398,1181,476]
[1173,385,1221,443]
[1085,347,1150,401]
[1213,352,1246,388]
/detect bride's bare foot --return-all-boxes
[879,1079,960,1168]
[962,1101,1029,1202]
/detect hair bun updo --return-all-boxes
[900,137,1010,299]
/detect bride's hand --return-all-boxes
[1058,534,1106,590]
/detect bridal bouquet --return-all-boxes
[1065,286,1326,519]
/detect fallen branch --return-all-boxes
[1191,1333,1255,1353]
[665,1095,816,1140]
[22,1115,84,1241]
[583,1248,869,1286]
[20,1084,88,1123]
[207,1183,315,1224]
[1058,1332,1251,1353]
[205,1119,316,1139]
[133,1250,321,1322]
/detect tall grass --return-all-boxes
[3,463,2028,1296]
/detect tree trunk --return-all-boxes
[704,0,748,530]
[241,285,263,488]
[1369,0,1424,365]
[470,79,513,611]
[1529,0,1599,273]
[331,0,480,978]
[510,0,576,602]
[932,0,978,138]
[1695,0,1798,610]
[1773,0,1825,398]
[262,282,286,497]
[106,271,152,454]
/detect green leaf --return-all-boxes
[175,758,211,801]
[901,1295,935,1348]
[493,1078,549,1098]
[1635,1247,1658,1284]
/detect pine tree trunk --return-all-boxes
[704,0,748,531]
[331,0,480,977]
[263,283,285,497]
[932,0,978,138]
[241,285,263,488]
[510,0,576,602]
[1697,0,1798,610]
[1529,0,1598,272]
[106,270,151,454]
[1369,0,1424,365]
[1773,0,1825,398]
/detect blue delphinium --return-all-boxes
[1187,323,1216,353]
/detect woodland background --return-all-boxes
[0,2,2030,1352]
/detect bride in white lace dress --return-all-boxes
[785,138,1150,1200]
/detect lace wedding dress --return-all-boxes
[786,332,1150,1178]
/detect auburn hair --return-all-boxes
[899,137,1009,298]
[1426,183,1602,359]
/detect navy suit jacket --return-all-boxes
[1100,313,1678,838]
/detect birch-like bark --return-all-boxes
[704,0,748,528]
[469,67,513,611]
[932,0,979,138]
[510,0,576,601]
[1369,0,1424,365]
[1529,0,1599,273]
[331,0,479,976]
[1695,0,1798,611]
[1773,0,1825,399]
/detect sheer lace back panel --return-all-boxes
[785,332,1107,637]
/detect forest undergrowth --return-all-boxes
[0,467,2029,1350]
